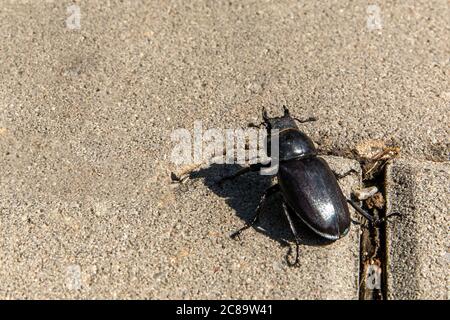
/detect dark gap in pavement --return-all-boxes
[357,162,391,300]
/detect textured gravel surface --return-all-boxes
[0,154,361,299]
[0,0,448,299]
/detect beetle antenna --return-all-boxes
[283,105,290,116]
[294,116,318,124]
[248,122,267,129]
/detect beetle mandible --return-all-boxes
[219,106,398,266]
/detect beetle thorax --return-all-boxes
[268,128,317,161]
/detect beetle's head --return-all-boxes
[262,106,298,132]
[262,106,318,161]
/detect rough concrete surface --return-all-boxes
[386,159,449,300]
[0,0,448,299]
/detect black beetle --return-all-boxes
[219,106,398,266]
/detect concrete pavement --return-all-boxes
[0,0,448,299]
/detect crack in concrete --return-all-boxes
[357,162,390,300]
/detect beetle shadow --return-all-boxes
[188,163,335,247]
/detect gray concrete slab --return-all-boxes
[0,0,448,299]
[385,159,449,300]
[0,155,361,299]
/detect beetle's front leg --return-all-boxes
[171,144,261,184]
[218,162,271,186]
[230,184,280,239]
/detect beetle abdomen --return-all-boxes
[277,157,351,240]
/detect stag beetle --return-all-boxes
[219,106,398,266]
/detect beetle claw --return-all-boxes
[293,116,318,124]
[285,243,301,268]
[372,211,402,227]
[170,172,181,182]
[230,231,242,240]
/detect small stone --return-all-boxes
[353,186,378,200]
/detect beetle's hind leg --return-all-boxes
[281,202,301,267]
[347,199,401,227]
[230,184,280,240]
[247,121,268,129]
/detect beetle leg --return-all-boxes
[230,184,280,239]
[347,199,401,227]
[372,212,402,227]
[218,167,251,185]
[347,199,375,223]
[218,163,270,185]
[281,202,301,267]
[293,116,318,124]
[333,168,358,180]
[248,122,267,129]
